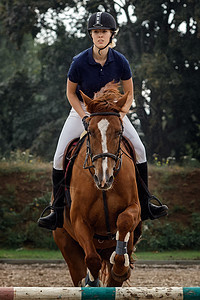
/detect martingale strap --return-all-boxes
[93,190,116,241]
[102,191,112,237]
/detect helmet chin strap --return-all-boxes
[96,41,110,56]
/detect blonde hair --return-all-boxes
[109,28,119,48]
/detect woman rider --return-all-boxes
[38,12,168,230]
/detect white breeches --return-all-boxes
[53,103,147,170]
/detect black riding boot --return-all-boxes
[136,162,168,221]
[37,168,65,230]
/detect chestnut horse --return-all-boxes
[53,82,142,287]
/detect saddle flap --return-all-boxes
[64,135,87,208]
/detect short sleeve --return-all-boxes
[121,57,132,80]
[67,58,80,83]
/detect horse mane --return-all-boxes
[86,81,124,113]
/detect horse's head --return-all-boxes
[80,82,129,190]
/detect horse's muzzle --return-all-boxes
[93,174,114,190]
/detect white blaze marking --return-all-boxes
[97,119,109,186]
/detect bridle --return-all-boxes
[83,112,124,176]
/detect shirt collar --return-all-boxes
[88,47,114,65]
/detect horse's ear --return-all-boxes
[117,91,129,109]
[80,91,92,106]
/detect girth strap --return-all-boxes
[93,191,115,241]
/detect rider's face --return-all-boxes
[91,29,112,49]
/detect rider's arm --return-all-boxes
[120,78,134,119]
[66,79,87,119]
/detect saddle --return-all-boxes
[63,135,136,208]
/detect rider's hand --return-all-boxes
[82,116,89,131]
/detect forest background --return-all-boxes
[0,0,200,251]
[0,0,200,163]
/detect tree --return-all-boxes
[0,0,200,162]
[116,0,200,161]
[0,0,74,47]
[0,33,42,154]
[77,0,200,161]
[0,1,91,160]
[31,24,90,159]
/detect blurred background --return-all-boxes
[0,0,200,253]
[0,0,200,163]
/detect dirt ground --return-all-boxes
[0,263,200,287]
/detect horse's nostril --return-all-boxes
[94,175,99,184]
[108,176,114,185]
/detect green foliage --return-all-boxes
[116,0,200,162]
[2,149,35,164]
[1,193,200,250]
[0,71,37,153]
[30,31,90,160]
[0,19,90,161]
[0,193,57,249]
[0,0,69,47]
[0,0,200,162]
[138,213,200,251]
[152,153,200,168]
[0,163,199,250]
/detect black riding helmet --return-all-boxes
[88,12,117,54]
[88,12,117,31]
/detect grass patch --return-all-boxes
[0,249,199,261]
[134,250,200,261]
[0,249,63,260]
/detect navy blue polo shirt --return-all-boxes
[67,47,132,101]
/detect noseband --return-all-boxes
[83,112,123,175]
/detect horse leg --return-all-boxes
[106,261,125,287]
[53,227,87,286]
[133,221,142,247]
[72,217,102,284]
[110,203,140,285]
